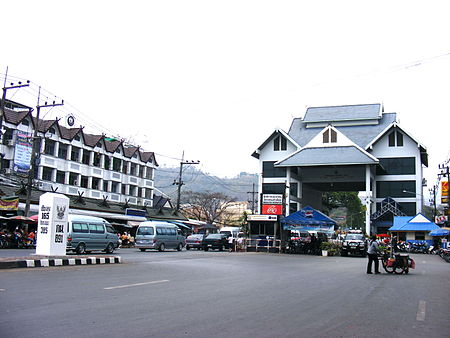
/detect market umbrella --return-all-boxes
[429,228,450,236]
[8,215,36,223]
[376,234,390,237]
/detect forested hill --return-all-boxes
[154,166,258,202]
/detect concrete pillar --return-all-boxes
[365,165,371,235]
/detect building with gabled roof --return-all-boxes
[252,103,428,235]
[0,101,158,209]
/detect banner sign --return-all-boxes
[442,181,449,197]
[262,194,283,205]
[13,130,33,174]
[0,197,19,210]
[262,204,283,215]
[247,214,278,221]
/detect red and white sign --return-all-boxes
[262,204,283,215]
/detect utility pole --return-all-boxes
[1,67,30,137]
[428,184,437,221]
[247,183,258,213]
[173,151,200,212]
[24,87,64,216]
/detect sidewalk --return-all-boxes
[0,253,122,269]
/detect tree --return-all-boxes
[323,192,365,229]
[181,191,236,224]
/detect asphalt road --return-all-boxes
[0,248,449,338]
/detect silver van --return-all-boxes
[66,215,119,254]
[135,221,185,252]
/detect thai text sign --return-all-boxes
[36,193,70,256]
[13,130,33,174]
[262,194,283,205]
[442,180,449,204]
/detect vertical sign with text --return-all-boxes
[36,193,70,256]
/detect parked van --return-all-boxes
[135,221,185,252]
[219,226,241,239]
[66,215,119,254]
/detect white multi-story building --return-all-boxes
[1,101,157,207]
[252,103,428,234]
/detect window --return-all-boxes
[122,161,129,174]
[398,202,416,216]
[415,232,425,240]
[113,158,121,172]
[388,130,404,147]
[145,188,152,199]
[290,183,298,198]
[44,139,56,156]
[146,167,153,179]
[82,150,91,165]
[88,223,105,234]
[3,128,14,142]
[111,181,119,193]
[69,172,78,186]
[376,181,416,198]
[80,176,89,188]
[21,119,29,126]
[104,156,111,170]
[274,135,287,151]
[377,158,415,175]
[73,223,89,233]
[103,181,109,192]
[93,153,101,167]
[48,127,56,134]
[71,146,80,161]
[139,166,145,178]
[262,161,286,178]
[58,143,68,159]
[121,184,128,195]
[56,171,66,184]
[262,183,285,194]
[130,163,137,176]
[74,134,81,141]
[42,167,53,181]
[323,129,337,144]
[92,177,101,190]
[129,185,137,196]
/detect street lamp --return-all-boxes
[402,190,422,196]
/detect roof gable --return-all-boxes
[251,128,300,159]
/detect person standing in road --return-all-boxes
[367,235,380,274]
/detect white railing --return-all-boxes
[244,238,282,253]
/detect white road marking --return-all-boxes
[0,289,5,292]
[416,300,426,321]
[104,280,169,290]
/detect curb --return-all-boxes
[0,256,122,269]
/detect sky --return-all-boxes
[1,1,450,198]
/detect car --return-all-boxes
[202,233,229,251]
[341,233,367,257]
[185,234,205,250]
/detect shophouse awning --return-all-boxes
[389,213,439,232]
[281,206,337,231]
[429,228,450,236]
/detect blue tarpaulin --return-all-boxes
[281,206,337,231]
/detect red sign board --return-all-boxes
[262,204,283,215]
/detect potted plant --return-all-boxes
[320,242,333,256]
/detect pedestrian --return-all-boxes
[367,235,380,274]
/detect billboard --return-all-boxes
[262,204,283,215]
[13,130,33,174]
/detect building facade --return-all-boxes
[1,102,157,207]
[252,103,428,234]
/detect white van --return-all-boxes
[135,221,185,252]
[219,226,241,239]
[66,215,119,254]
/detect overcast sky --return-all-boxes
[2,1,449,197]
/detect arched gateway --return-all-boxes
[251,103,428,235]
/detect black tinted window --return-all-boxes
[137,227,154,236]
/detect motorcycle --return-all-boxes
[379,252,415,274]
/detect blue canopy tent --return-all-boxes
[281,206,337,232]
[389,213,440,245]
